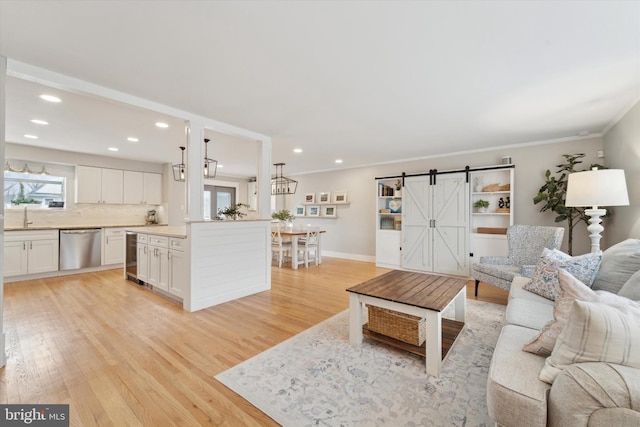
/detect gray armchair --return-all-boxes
[472,224,565,296]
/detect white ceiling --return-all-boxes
[1,1,639,177]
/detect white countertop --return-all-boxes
[4,223,166,232]
[125,225,188,238]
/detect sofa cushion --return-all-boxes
[548,363,640,427]
[487,325,550,427]
[539,300,640,384]
[592,238,640,294]
[523,269,637,357]
[509,276,554,306]
[524,249,602,300]
[506,298,554,330]
[618,269,640,301]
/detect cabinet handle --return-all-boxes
[144,246,147,255]
[23,242,26,251]
[30,241,32,250]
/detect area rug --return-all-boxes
[216,299,505,426]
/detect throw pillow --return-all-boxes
[523,249,601,300]
[592,238,640,294]
[522,268,637,356]
[618,269,640,301]
[538,299,640,384]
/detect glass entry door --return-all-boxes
[204,185,236,219]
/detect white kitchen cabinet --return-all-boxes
[102,228,125,265]
[76,166,123,204]
[3,230,59,277]
[168,237,187,298]
[123,171,163,205]
[136,233,186,298]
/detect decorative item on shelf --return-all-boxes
[334,191,348,203]
[505,196,510,208]
[307,205,320,217]
[482,183,500,192]
[379,184,394,196]
[319,192,330,203]
[499,183,510,191]
[172,146,186,182]
[217,202,249,220]
[271,163,298,195]
[203,138,218,178]
[473,199,489,213]
[379,208,391,214]
[565,167,629,254]
[394,180,402,197]
[295,206,306,217]
[498,198,505,208]
[502,156,512,165]
[477,227,507,234]
[322,205,336,217]
[304,193,315,203]
[495,208,510,213]
[473,177,484,192]
[380,216,395,230]
[386,198,402,213]
[394,216,402,230]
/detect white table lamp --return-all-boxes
[565,167,629,254]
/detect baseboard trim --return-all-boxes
[322,251,375,263]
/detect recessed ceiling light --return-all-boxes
[335,159,343,164]
[127,137,139,142]
[40,94,61,103]
[108,147,119,152]
[217,164,224,168]
[30,119,49,125]
[24,134,38,139]
[293,148,303,153]
[155,122,169,128]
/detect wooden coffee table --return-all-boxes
[346,270,466,377]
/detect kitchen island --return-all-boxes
[127,220,271,312]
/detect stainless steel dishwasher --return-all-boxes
[59,229,102,270]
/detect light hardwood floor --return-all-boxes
[0,258,507,426]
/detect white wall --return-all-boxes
[603,99,640,244]
[289,137,604,260]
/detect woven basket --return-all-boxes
[367,306,426,346]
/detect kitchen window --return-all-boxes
[4,171,66,208]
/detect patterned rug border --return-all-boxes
[216,299,505,426]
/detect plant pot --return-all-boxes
[475,207,487,213]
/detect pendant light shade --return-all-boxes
[203,138,218,178]
[172,146,186,182]
[271,163,297,195]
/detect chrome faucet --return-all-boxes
[23,206,33,228]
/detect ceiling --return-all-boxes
[1,1,639,177]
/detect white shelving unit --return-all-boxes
[376,178,402,268]
[469,166,514,263]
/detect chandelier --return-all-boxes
[271,163,297,195]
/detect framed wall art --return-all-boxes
[333,191,348,203]
[322,205,336,217]
[319,192,331,203]
[305,193,315,203]
[295,205,306,217]
[307,205,320,216]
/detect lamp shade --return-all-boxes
[565,169,629,207]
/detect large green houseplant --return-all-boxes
[533,153,605,255]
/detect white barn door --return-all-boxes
[402,172,469,275]
[432,173,469,275]
[402,176,432,272]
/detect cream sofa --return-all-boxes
[486,239,640,427]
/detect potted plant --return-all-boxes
[394,179,402,197]
[272,209,295,227]
[474,199,489,213]
[217,203,249,220]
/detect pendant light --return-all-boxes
[4,161,15,173]
[203,138,218,178]
[172,146,186,182]
[39,165,50,175]
[271,163,298,195]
